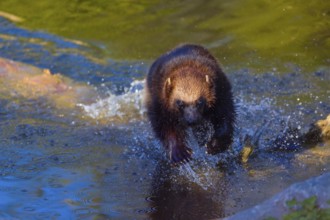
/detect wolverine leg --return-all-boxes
[164,129,192,164]
[148,103,192,164]
[207,117,234,155]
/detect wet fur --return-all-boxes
[145,44,235,164]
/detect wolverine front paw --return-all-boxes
[169,144,192,165]
[206,138,229,155]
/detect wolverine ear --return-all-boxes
[164,77,173,97]
[166,77,171,86]
[205,74,215,90]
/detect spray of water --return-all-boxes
[77,80,146,123]
[77,79,299,190]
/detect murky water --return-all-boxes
[0,1,329,219]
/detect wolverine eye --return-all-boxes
[175,99,185,109]
[196,97,206,108]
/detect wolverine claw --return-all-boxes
[170,146,192,165]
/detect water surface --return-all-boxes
[0,1,329,219]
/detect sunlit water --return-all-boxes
[0,3,329,219]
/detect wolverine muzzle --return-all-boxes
[183,106,201,125]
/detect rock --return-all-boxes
[303,114,330,146]
[223,172,330,220]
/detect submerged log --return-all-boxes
[0,57,97,109]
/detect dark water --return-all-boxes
[0,1,329,219]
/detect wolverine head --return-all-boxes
[163,67,216,126]
[174,96,207,125]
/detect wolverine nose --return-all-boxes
[184,106,200,125]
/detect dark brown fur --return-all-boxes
[145,44,235,164]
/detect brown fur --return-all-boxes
[165,66,216,110]
[145,44,235,164]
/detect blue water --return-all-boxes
[0,16,329,219]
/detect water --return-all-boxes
[0,1,329,219]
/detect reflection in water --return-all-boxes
[148,160,226,220]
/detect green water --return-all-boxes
[1,0,329,71]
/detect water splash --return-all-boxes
[170,95,282,190]
[178,164,211,190]
[77,80,146,123]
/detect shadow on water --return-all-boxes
[0,6,329,219]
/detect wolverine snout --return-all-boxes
[183,106,201,125]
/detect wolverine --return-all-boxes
[145,44,235,164]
